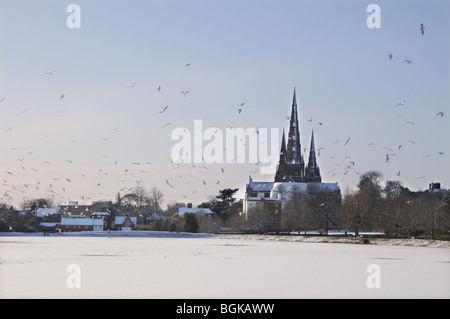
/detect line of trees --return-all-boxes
[338,171,450,239]
[239,171,449,239]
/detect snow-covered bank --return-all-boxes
[1,231,448,248]
[221,234,450,248]
[0,231,217,239]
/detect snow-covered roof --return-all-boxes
[147,213,164,220]
[61,218,103,226]
[39,222,59,227]
[36,208,60,217]
[272,182,340,193]
[91,212,110,216]
[179,207,215,217]
[245,197,280,202]
[246,181,340,201]
[115,216,137,225]
[247,182,275,192]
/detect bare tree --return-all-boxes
[398,199,422,238]
[165,201,186,218]
[339,189,373,237]
[148,187,165,215]
[247,205,274,233]
[311,191,340,235]
[420,195,448,240]
[282,188,314,233]
[20,198,55,211]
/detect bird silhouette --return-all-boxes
[180,90,190,98]
[344,138,351,146]
[157,106,169,114]
[420,23,425,35]
[395,99,406,107]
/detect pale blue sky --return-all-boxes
[1,0,449,207]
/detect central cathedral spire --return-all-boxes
[285,88,303,165]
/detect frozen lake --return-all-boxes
[0,234,449,298]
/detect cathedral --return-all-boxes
[243,88,340,229]
[274,88,321,183]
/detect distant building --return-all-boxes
[60,217,104,232]
[178,207,215,217]
[428,182,449,193]
[36,208,61,232]
[35,208,60,222]
[243,88,341,229]
[115,216,137,231]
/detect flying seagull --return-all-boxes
[404,60,412,64]
[127,82,137,88]
[344,137,351,146]
[395,99,406,107]
[420,23,425,35]
[389,54,393,60]
[435,112,444,117]
[157,105,169,114]
[180,89,190,98]
[165,180,174,188]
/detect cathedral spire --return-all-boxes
[279,127,287,164]
[286,87,302,165]
[306,127,321,182]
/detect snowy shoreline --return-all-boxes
[1,231,448,248]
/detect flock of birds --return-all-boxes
[1,22,447,208]
[310,23,446,188]
[1,61,259,207]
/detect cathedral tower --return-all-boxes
[274,88,321,183]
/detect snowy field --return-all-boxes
[0,232,449,299]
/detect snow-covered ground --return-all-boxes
[0,232,448,298]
